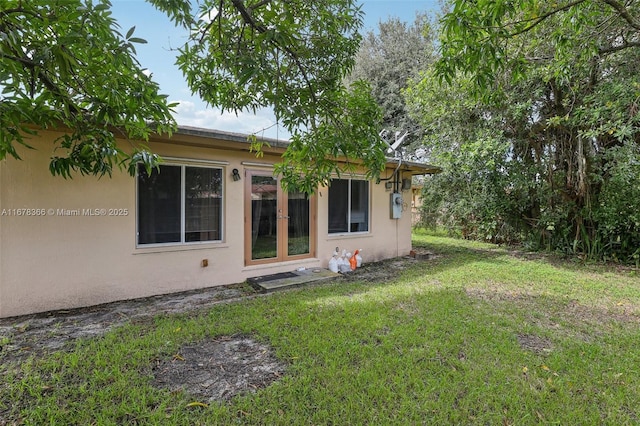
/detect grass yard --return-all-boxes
[2,230,640,424]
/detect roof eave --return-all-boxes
[171,126,441,174]
[386,157,442,175]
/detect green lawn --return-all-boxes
[2,231,640,424]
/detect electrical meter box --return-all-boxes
[390,192,403,219]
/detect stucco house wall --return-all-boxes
[0,127,436,318]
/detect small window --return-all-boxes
[137,164,223,245]
[328,178,369,234]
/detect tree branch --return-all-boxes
[0,7,41,19]
[507,0,587,37]
[231,0,267,31]
[0,51,81,115]
[600,0,640,31]
[599,40,640,54]
[229,0,318,104]
[248,0,273,12]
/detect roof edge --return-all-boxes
[174,125,440,174]
[175,125,290,149]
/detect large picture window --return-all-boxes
[137,164,223,245]
[328,178,369,234]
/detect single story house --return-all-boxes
[0,126,439,318]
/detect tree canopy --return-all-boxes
[407,0,640,262]
[345,13,437,156]
[437,0,640,91]
[0,0,176,177]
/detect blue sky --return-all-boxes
[111,1,440,138]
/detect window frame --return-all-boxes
[136,162,225,247]
[327,177,371,235]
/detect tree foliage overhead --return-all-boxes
[408,0,640,262]
[437,0,640,93]
[150,0,388,193]
[0,0,176,177]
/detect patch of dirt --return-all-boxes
[0,284,253,364]
[152,335,287,402]
[517,333,553,355]
[340,254,428,282]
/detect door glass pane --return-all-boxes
[185,167,222,242]
[251,175,278,259]
[288,191,310,256]
[137,164,181,244]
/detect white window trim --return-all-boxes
[135,161,225,248]
[162,156,229,166]
[328,177,371,236]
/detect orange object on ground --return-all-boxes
[349,250,359,270]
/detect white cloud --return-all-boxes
[173,100,290,140]
[199,8,219,24]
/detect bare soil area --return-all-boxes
[152,335,287,402]
[0,284,251,364]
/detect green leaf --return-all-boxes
[126,26,136,39]
[127,37,147,44]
